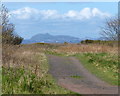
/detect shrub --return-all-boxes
[1,4,23,45]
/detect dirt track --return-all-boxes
[47,55,118,94]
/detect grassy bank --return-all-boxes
[2,67,73,94]
[2,44,73,94]
[75,53,118,85]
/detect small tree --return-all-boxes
[0,4,23,45]
[100,17,119,41]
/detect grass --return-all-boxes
[70,75,81,79]
[2,44,75,94]
[54,43,118,54]
[2,67,73,94]
[74,53,118,85]
[2,43,118,94]
[45,44,118,85]
[45,50,66,56]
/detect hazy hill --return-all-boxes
[22,33,81,44]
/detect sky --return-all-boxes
[3,2,118,39]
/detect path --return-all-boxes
[47,55,118,94]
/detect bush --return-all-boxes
[80,39,118,47]
[1,4,23,45]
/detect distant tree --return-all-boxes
[80,40,84,44]
[81,39,94,44]
[0,4,23,45]
[100,17,119,41]
[64,42,68,44]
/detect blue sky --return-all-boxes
[3,2,118,39]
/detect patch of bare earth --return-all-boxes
[47,55,118,94]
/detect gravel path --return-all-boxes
[47,55,118,94]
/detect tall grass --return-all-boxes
[2,44,73,94]
[56,44,118,54]
[44,44,118,57]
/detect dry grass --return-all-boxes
[2,44,47,93]
[2,44,73,94]
[2,43,118,93]
[52,44,118,55]
[2,44,47,77]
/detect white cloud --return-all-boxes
[39,10,59,19]
[92,8,110,17]
[10,7,39,19]
[64,8,110,20]
[10,7,60,20]
[10,7,111,20]
[79,8,92,19]
[64,10,78,18]
[63,8,92,20]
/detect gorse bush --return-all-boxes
[80,39,118,47]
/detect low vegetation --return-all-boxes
[43,43,118,85]
[2,41,118,94]
[2,44,73,94]
[80,39,118,47]
[75,53,118,85]
[70,75,81,79]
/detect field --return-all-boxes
[2,42,119,94]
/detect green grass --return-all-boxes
[70,75,81,79]
[2,53,75,94]
[45,50,66,56]
[45,49,119,85]
[2,67,74,94]
[74,53,118,85]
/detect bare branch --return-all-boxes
[100,17,119,41]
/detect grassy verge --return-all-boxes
[46,50,118,85]
[2,46,74,94]
[2,67,73,94]
[75,53,118,85]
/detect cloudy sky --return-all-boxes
[4,2,118,39]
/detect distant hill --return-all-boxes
[22,33,81,44]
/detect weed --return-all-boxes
[70,75,81,79]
